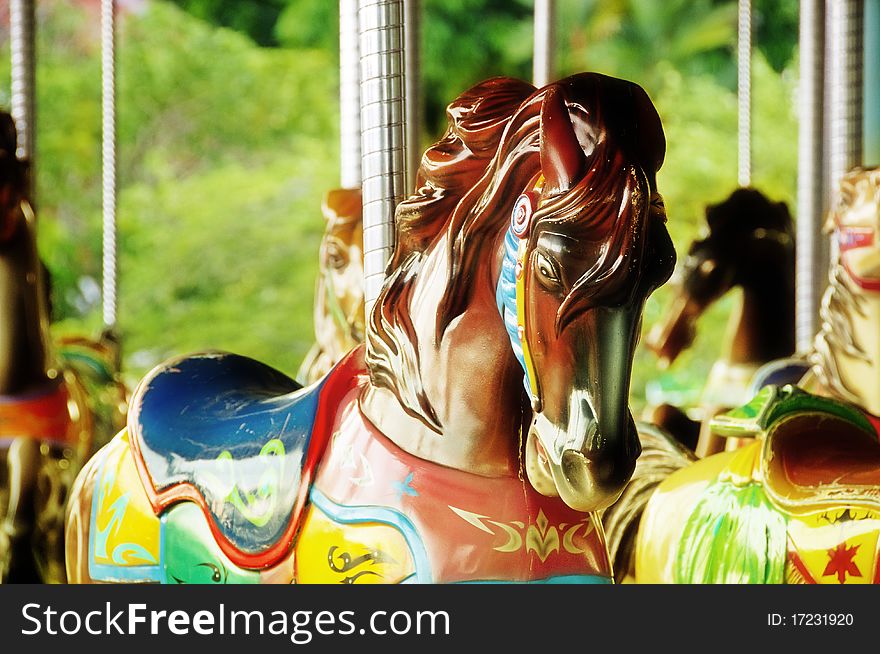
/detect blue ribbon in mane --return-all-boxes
[496,223,531,395]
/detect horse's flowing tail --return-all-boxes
[601,422,696,580]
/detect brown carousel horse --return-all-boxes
[296,188,364,385]
[65,73,674,584]
[643,188,795,455]
[0,113,127,583]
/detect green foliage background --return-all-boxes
[6,0,798,409]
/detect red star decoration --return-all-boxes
[823,542,862,584]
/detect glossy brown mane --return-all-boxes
[367,73,666,431]
[390,77,536,266]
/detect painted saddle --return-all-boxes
[85,346,612,584]
[652,385,880,584]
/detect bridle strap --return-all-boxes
[496,177,544,407]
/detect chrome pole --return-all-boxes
[864,0,880,164]
[359,0,406,312]
[340,0,361,189]
[825,0,863,193]
[533,0,556,87]
[796,0,827,351]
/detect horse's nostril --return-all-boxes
[563,435,637,490]
[561,449,590,487]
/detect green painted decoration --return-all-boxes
[711,385,874,439]
[161,502,260,584]
[674,480,787,584]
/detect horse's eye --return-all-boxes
[683,253,703,274]
[324,241,348,271]
[533,251,562,289]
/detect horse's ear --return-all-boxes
[540,87,586,196]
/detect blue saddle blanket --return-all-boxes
[130,352,326,557]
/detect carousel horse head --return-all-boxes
[646,188,794,366]
[0,109,44,394]
[812,167,880,414]
[0,110,126,583]
[0,111,27,243]
[831,167,880,292]
[317,189,365,348]
[366,73,675,513]
[298,188,365,384]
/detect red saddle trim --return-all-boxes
[787,549,817,584]
[128,346,368,570]
[864,411,880,438]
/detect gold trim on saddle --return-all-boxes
[712,385,880,515]
[761,412,880,515]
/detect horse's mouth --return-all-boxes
[525,416,636,513]
[645,293,702,367]
[525,427,558,498]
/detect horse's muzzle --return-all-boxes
[527,413,640,513]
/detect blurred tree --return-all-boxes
[421,0,532,134]
[274,0,338,52]
[560,0,797,91]
[167,0,797,140]
[169,0,288,46]
[753,0,799,72]
[561,0,737,91]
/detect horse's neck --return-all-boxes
[724,262,795,365]
[0,205,54,395]
[360,231,526,477]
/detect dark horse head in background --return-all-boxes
[363,73,675,512]
[646,188,795,369]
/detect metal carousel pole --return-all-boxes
[825,0,863,194]
[796,0,827,352]
[533,0,556,87]
[863,0,879,164]
[358,0,406,314]
[9,0,36,196]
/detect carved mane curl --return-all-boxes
[811,168,880,402]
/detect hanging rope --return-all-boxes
[9,0,35,191]
[737,0,751,187]
[101,0,118,331]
